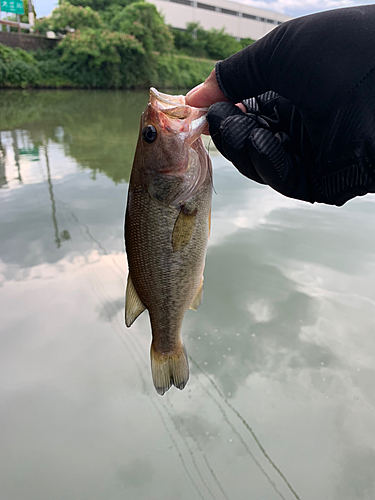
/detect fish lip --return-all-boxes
[145,86,209,145]
[150,87,185,107]
[150,87,209,114]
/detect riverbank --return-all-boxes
[0,42,214,90]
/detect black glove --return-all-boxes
[207,6,375,206]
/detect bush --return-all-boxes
[5,59,40,86]
[0,43,40,87]
[0,43,36,64]
[34,17,52,35]
[0,61,9,85]
[154,53,214,88]
[36,58,77,87]
[172,23,254,60]
[57,29,150,88]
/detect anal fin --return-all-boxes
[189,278,204,311]
[125,273,146,327]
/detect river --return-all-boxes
[1,89,375,500]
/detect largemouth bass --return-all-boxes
[124,88,212,395]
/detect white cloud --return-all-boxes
[236,0,372,17]
[32,0,374,19]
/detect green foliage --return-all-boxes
[0,44,40,87]
[172,24,206,58]
[172,22,254,60]
[154,53,214,88]
[57,29,149,88]
[36,58,78,87]
[240,38,255,50]
[99,4,125,25]
[110,1,173,54]
[40,1,104,34]
[0,43,36,64]
[205,28,244,59]
[0,40,216,89]
[34,17,51,35]
[2,60,40,86]
[1,0,250,90]
[66,0,132,11]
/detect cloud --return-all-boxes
[237,0,371,17]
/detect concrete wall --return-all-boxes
[0,31,57,51]
[149,0,291,40]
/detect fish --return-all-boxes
[124,87,212,395]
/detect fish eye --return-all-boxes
[142,125,157,144]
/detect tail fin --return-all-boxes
[150,342,189,395]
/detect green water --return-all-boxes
[1,90,375,500]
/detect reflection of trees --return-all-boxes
[0,90,148,184]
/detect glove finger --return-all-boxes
[207,103,267,184]
[247,127,312,202]
[207,102,244,154]
[242,91,279,114]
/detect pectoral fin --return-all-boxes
[189,278,204,311]
[125,273,146,327]
[172,205,197,252]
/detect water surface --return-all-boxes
[1,90,375,500]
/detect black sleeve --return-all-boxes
[216,6,375,114]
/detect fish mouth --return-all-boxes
[149,87,208,143]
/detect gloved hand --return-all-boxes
[186,6,375,206]
[206,93,314,202]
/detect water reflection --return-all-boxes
[0,90,147,184]
[1,90,375,500]
[0,135,6,188]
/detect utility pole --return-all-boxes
[11,131,22,183]
[28,0,34,29]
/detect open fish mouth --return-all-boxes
[149,87,208,142]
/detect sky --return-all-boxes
[33,0,375,18]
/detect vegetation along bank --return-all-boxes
[0,0,254,89]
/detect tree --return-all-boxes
[171,22,254,60]
[205,28,243,59]
[172,23,204,58]
[110,1,174,54]
[51,2,103,33]
[66,0,133,11]
[57,29,149,87]
[35,1,104,35]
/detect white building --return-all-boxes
[149,0,292,40]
